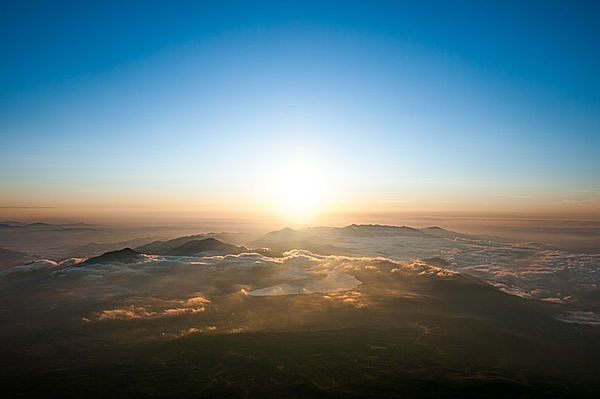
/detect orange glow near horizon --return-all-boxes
[1,198,600,229]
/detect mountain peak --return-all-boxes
[82,248,141,265]
[423,226,446,230]
[165,238,242,256]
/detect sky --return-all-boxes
[0,0,599,225]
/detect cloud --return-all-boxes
[442,243,600,304]
[248,272,362,296]
[11,240,598,326]
[4,249,462,333]
[98,306,155,320]
[392,260,458,277]
[5,237,598,343]
[1,259,59,274]
[318,231,599,315]
[243,250,461,297]
[6,231,598,318]
[556,311,600,326]
[322,290,366,308]
[59,257,86,266]
[97,295,211,320]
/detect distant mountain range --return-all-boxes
[251,227,349,256]
[306,224,475,239]
[58,236,164,258]
[1,223,486,268]
[249,224,481,256]
[86,224,464,263]
[136,236,269,256]
[0,221,96,231]
[162,237,247,256]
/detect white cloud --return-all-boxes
[325,232,599,308]
[7,236,598,328]
[1,259,58,274]
[249,272,361,296]
[97,295,211,320]
[556,311,600,326]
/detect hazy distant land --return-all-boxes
[1,222,598,398]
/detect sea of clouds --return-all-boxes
[333,235,600,306]
[2,233,599,326]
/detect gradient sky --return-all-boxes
[1,1,599,223]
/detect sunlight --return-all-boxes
[273,158,323,223]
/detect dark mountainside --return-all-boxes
[0,248,31,270]
[82,248,141,265]
[137,236,268,257]
[135,234,213,254]
[1,252,598,398]
[165,237,245,256]
[60,237,164,258]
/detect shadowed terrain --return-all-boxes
[0,225,598,397]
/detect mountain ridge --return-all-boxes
[82,248,141,265]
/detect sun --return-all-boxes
[273,159,324,223]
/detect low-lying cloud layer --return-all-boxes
[0,249,467,340]
[2,229,599,327]
[556,311,600,326]
[332,234,599,312]
[442,244,600,303]
[96,295,210,320]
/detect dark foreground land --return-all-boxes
[2,322,599,398]
[1,251,599,398]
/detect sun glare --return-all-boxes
[273,159,324,223]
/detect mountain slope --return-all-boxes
[166,238,246,256]
[0,248,31,270]
[82,248,141,265]
[252,228,347,256]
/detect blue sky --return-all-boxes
[1,1,599,221]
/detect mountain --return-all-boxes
[252,227,348,256]
[1,228,599,397]
[0,222,96,231]
[0,221,26,226]
[81,248,141,265]
[2,246,598,397]
[136,236,267,257]
[165,238,246,256]
[255,227,310,243]
[335,224,425,237]
[0,248,31,270]
[418,225,479,240]
[307,224,480,240]
[136,234,208,254]
[61,237,164,258]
